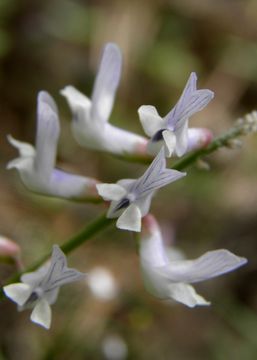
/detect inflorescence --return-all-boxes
[2,42,254,329]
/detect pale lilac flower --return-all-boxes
[140,215,247,307]
[96,147,186,232]
[7,91,99,201]
[3,245,85,329]
[138,72,214,157]
[61,43,148,155]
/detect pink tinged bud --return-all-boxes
[134,138,149,155]
[0,236,23,269]
[141,214,159,237]
[0,236,21,258]
[82,178,103,200]
[187,128,213,152]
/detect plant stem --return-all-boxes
[0,121,250,299]
[114,123,246,167]
[171,124,245,170]
[0,214,114,299]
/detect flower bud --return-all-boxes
[0,236,21,259]
[187,128,213,152]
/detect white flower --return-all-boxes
[3,245,85,329]
[61,43,148,155]
[7,91,98,201]
[138,72,214,157]
[96,147,186,232]
[140,215,247,307]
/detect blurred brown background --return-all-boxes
[0,0,257,359]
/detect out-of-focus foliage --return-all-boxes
[0,0,256,359]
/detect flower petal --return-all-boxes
[96,183,127,201]
[166,72,214,129]
[162,249,247,284]
[138,105,165,137]
[162,130,176,157]
[60,85,91,115]
[132,147,186,199]
[49,169,98,200]
[175,88,214,122]
[40,245,85,292]
[44,288,60,305]
[174,119,188,157]
[141,260,168,299]
[3,283,32,306]
[140,222,169,267]
[90,43,122,124]
[7,135,35,158]
[135,193,153,217]
[21,264,49,287]
[34,91,60,179]
[30,298,52,329]
[116,204,142,232]
[6,157,32,171]
[168,283,210,307]
[146,140,163,156]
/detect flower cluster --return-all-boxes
[3,42,248,329]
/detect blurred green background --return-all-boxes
[0,0,257,359]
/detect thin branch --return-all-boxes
[1,113,256,300]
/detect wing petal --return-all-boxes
[168,283,210,307]
[132,147,186,198]
[138,105,165,137]
[30,298,52,329]
[3,283,32,306]
[116,204,141,232]
[165,72,214,129]
[41,245,85,292]
[162,249,247,284]
[96,183,127,201]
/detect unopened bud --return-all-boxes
[0,236,23,269]
[0,236,20,258]
[135,138,150,155]
[141,214,159,237]
[187,128,213,152]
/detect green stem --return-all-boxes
[0,121,249,299]
[171,124,245,170]
[0,214,114,299]
[113,123,246,167]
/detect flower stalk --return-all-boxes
[117,112,257,167]
[1,113,255,301]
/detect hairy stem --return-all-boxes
[171,123,245,170]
